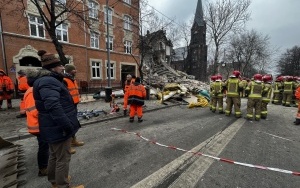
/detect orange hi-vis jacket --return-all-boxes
[17,76,30,92]
[126,83,146,106]
[0,69,14,100]
[64,77,80,104]
[123,79,135,109]
[24,87,39,134]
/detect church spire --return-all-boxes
[194,0,204,26]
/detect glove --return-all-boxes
[8,90,14,94]
[123,109,127,116]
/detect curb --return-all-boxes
[4,102,181,142]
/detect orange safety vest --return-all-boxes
[295,87,300,99]
[64,78,80,104]
[0,69,14,100]
[17,76,30,92]
[126,84,146,106]
[24,87,39,134]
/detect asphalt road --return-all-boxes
[15,99,300,188]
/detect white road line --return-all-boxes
[131,118,246,188]
[258,131,294,142]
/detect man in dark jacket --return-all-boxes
[32,50,83,188]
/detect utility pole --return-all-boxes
[105,0,112,102]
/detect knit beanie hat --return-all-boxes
[65,64,76,73]
[38,50,62,70]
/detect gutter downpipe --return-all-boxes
[0,12,8,73]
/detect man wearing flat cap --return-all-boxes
[31,50,84,188]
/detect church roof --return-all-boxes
[194,0,204,26]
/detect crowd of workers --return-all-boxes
[209,70,300,124]
[0,49,147,187]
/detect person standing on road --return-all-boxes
[16,69,30,118]
[282,76,296,107]
[294,83,300,125]
[0,69,14,109]
[24,69,49,177]
[125,77,146,122]
[211,74,224,114]
[272,76,283,104]
[245,74,264,121]
[224,70,243,118]
[33,50,84,188]
[261,75,273,119]
[63,64,84,154]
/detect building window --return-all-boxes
[124,15,132,30]
[29,15,45,38]
[123,0,131,5]
[56,23,68,42]
[90,32,99,49]
[124,40,132,54]
[104,7,112,24]
[106,62,115,79]
[91,60,101,79]
[106,36,113,51]
[88,0,98,19]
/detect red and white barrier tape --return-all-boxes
[111,128,300,176]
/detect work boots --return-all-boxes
[69,147,76,154]
[38,168,48,176]
[294,119,300,125]
[52,176,85,188]
[138,117,143,123]
[129,117,134,122]
[71,137,84,147]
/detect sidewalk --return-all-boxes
[0,95,180,141]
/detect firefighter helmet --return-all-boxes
[232,70,241,78]
[253,74,263,81]
[216,74,223,81]
[276,76,284,82]
[262,75,272,82]
[210,75,217,81]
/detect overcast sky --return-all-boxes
[147,0,300,56]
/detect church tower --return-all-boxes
[186,0,208,81]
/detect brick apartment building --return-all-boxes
[0,0,140,92]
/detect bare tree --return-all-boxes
[226,30,272,78]
[276,46,300,76]
[204,0,251,74]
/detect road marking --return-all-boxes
[257,131,294,142]
[130,118,246,188]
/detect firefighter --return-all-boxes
[224,70,243,118]
[0,69,14,109]
[240,78,248,97]
[16,70,30,118]
[294,83,300,125]
[294,77,300,107]
[209,75,217,111]
[272,76,284,104]
[63,64,84,153]
[261,75,273,119]
[282,76,296,107]
[125,77,146,122]
[211,74,224,113]
[245,74,264,121]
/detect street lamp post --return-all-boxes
[105,0,112,102]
